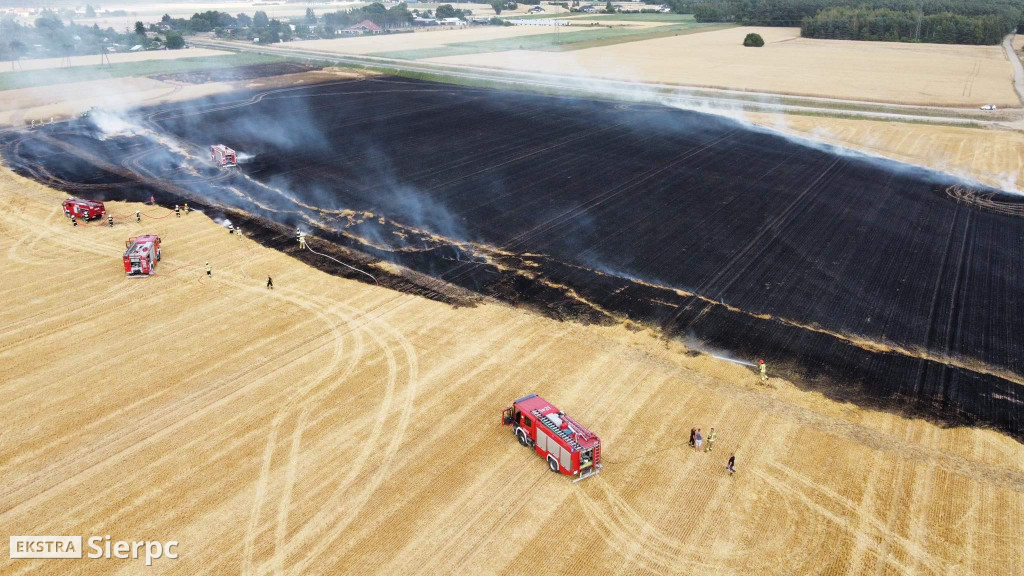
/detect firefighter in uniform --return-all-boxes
[108,214,113,227]
[236,227,242,240]
[759,359,767,383]
[184,203,189,215]
[175,205,180,218]
[72,215,77,227]
[228,223,234,235]
[299,232,307,250]
[136,210,141,223]
[267,276,273,290]
[205,261,211,277]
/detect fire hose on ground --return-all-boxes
[304,240,379,286]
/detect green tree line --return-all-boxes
[663,0,1023,44]
[801,7,1011,44]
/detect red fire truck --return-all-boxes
[62,197,106,221]
[210,144,237,167]
[502,393,602,482]
[123,235,161,276]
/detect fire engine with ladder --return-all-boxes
[62,197,106,221]
[123,235,162,276]
[502,394,602,482]
[210,144,237,167]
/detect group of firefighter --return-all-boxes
[683,360,766,476]
[70,199,310,290]
[71,202,192,228]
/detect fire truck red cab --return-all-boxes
[211,144,237,167]
[62,197,105,221]
[502,393,602,482]
[123,235,161,276]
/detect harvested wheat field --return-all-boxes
[745,112,1024,192]
[2,166,1023,575]
[428,26,1019,106]
[0,77,235,127]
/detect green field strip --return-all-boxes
[0,53,285,91]
[369,21,728,60]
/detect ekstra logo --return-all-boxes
[10,536,82,559]
[10,535,178,566]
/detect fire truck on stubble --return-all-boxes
[123,235,162,276]
[62,197,106,221]
[502,394,602,482]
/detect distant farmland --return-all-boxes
[4,77,1022,437]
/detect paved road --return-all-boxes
[191,37,1018,127]
[1002,33,1024,105]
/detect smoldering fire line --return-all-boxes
[3,76,1023,440]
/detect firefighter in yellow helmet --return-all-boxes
[299,232,307,250]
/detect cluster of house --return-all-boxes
[578,3,672,13]
[411,16,468,27]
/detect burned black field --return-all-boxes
[4,77,1023,438]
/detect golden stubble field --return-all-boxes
[0,167,1022,575]
[427,26,1019,106]
[745,113,1024,193]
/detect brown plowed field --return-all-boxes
[1,167,1022,575]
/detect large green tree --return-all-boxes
[253,10,270,29]
[165,32,184,49]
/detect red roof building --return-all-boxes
[343,20,383,34]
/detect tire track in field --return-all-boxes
[757,461,951,575]
[0,278,364,519]
[288,319,557,574]
[266,299,420,576]
[244,288,418,576]
[236,288,422,576]
[3,280,385,549]
[239,288,367,576]
[575,477,718,574]
[696,155,843,301]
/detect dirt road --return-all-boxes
[1,167,1021,575]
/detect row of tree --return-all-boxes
[801,7,1012,45]
[664,0,1024,44]
[321,3,416,30]
[1,10,163,61]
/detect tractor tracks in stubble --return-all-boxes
[237,285,421,576]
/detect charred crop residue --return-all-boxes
[4,77,1023,438]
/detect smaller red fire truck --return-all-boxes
[63,197,106,221]
[123,235,161,276]
[502,394,602,482]
[211,144,237,167]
